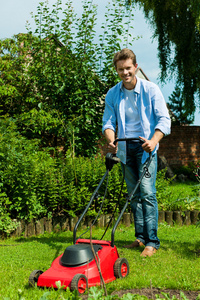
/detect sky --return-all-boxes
[1,0,200,125]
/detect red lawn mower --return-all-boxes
[29,138,152,294]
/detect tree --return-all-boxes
[168,86,194,124]
[126,0,200,121]
[0,33,38,116]
[0,0,137,156]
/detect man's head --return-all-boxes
[113,48,138,90]
[113,48,137,69]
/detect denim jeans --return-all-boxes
[121,141,160,249]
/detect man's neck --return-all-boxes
[123,77,137,90]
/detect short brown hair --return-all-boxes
[113,48,137,68]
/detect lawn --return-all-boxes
[0,224,200,299]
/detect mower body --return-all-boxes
[36,239,120,290]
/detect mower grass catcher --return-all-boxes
[29,138,152,294]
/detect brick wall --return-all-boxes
[158,125,200,168]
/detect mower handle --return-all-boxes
[113,137,152,160]
[111,137,152,247]
[113,137,145,145]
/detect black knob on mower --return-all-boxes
[105,153,120,171]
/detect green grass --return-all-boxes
[0,224,200,299]
[168,181,198,200]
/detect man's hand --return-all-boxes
[139,137,157,153]
[104,129,118,154]
[107,142,118,154]
[139,130,164,153]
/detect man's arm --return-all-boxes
[104,129,117,154]
[139,129,164,153]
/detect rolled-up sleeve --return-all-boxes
[152,85,171,136]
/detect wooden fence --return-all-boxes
[8,210,200,238]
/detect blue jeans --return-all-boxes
[121,141,160,249]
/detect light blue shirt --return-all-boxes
[102,76,171,164]
[123,87,143,138]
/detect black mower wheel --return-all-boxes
[114,258,129,278]
[71,274,88,294]
[29,269,43,287]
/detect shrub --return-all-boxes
[0,118,127,232]
[2,118,197,236]
[174,162,200,182]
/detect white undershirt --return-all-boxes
[124,87,143,138]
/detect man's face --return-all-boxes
[115,58,138,90]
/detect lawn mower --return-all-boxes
[29,138,152,294]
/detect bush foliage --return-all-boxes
[0,118,127,233]
[1,118,199,235]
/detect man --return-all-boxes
[102,48,171,257]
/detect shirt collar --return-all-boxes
[134,76,140,94]
[119,76,140,94]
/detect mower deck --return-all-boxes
[30,238,128,294]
